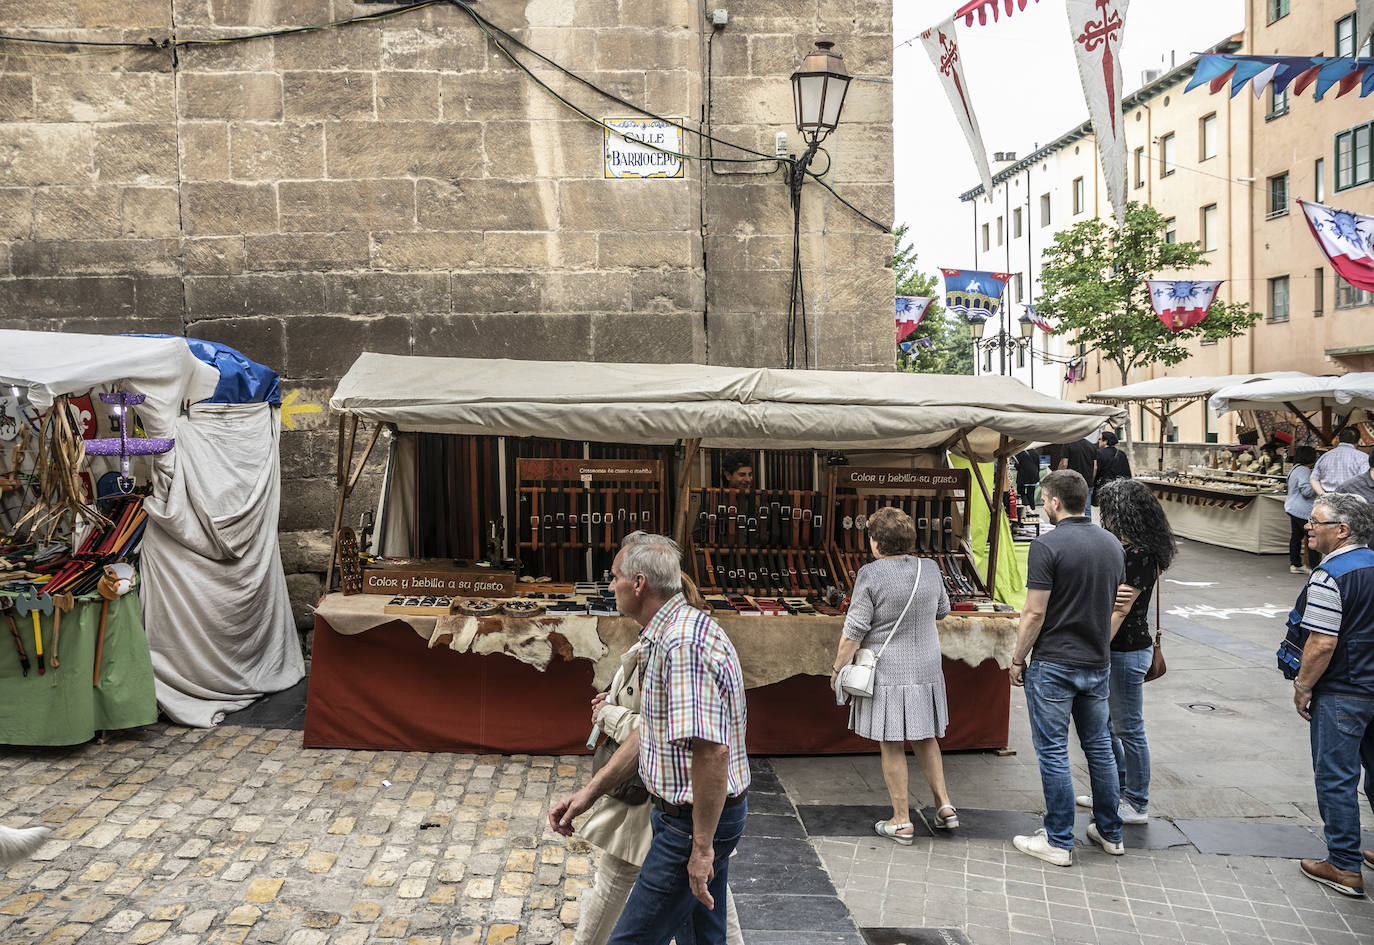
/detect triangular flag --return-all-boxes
[922,18,995,200]
[955,0,1043,28]
[1298,199,1374,292]
[1067,0,1130,226]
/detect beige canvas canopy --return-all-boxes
[330,354,1126,458]
[1088,372,1311,405]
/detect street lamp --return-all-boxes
[968,315,1034,377]
[1017,311,1035,339]
[784,41,851,369]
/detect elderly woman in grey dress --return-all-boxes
[830,506,956,844]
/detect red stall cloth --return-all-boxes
[304,618,1011,755]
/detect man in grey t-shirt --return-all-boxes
[1332,450,1374,511]
[1008,469,1128,866]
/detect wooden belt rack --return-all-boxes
[686,485,841,596]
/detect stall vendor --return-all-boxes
[721,451,754,491]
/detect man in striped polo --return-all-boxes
[1290,492,1374,897]
[591,533,750,944]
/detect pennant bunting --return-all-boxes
[1187,53,1374,100]
[1068,0,1130,226]
[940,268,1011,324]
[1298,199,1374,292]
[1025,303,1056,333]
[922,18,996,199]
[954,0,1043,28]
[895,296,935,342]
[1146,279,1224,332]
[899,337,935,355]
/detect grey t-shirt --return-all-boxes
[1333,471,1374,507]
[1026,517,1126,669]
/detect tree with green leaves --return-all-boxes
[893,224,974,375]
[1035,201,1262,390]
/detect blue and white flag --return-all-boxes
[896,296,935,342]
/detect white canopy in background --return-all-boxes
[1088,371,1311,405]
[1209,373,1374,416]
[0,331,302,727]
[330,354,1127,458]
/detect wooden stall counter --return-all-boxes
[304,593,1015,756]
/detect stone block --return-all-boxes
[0,2,80,26]
[76,0,171,27]
[279,433,341,498]
[134,275,187,321]
[209,0,332,26]
[325,121,482,179]
[644,71,698,118]
[416,179,555,233]
[94,123,178,184]
[590,311,698,363]
[183,182,278,236]
[279,180,414,232]
[181,73,282,121]
[439,74,525,121]
[282,72,375,121]
[186,316,286,372]
[831,81,892,128]
[379,27,485,72]
[707,76,794,127]
[229,122,325,180]
[707,179,792,235]
[706,267,787,315]
[558,180,693,232]
[285,572,322,630]
[121,187,184,238]
[629,269,705,312]
[597,232,693,269]
[186,273,327,318]
[0,189,33,239]
[620,0,694,27]
[0,277,136,320]
[0,76,34,121]
[183,237,246,276]
[35,73,174,122]
[0,123,93,186]
[245,233,369,272]
[32,186,122,239]
[284,314,411,379]
[746,33,810,76]
[274,25,381,71]
[179,122,230,180]
[727,0,817,31]
[541,271,630,312]
[415,312,592,361]
[58,312,185,337]
[376,74,439,121]
[595,31,693,72]
[10,239,179,278]
[324,272,450,314]
[372,232,483,271]
[707,310,786,367]
[480,232,555,270]
[449,272,542,313]
[176,31,274,73]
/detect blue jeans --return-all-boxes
[1024,660,1122,850]
[1109,648,1152,813]
[1309,692,1374,873]
[1084,488,1093,517]
[606,799,748,945]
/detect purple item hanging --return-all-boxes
[82,389,174,492]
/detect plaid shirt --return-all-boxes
[637,594,750,805]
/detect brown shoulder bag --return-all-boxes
[1144,567,1166,682]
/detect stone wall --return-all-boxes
[0,0,895,622]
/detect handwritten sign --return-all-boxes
[362,569,516,597]
[604,117,685,179]
[837,467,970,492]
[518,458,661,482]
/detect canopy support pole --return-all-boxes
[324,414,374,595]
[958,434,995,510]
[1286,402,1327,445]
[672,438,702,548]
[984,435,1012,602]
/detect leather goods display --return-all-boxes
[837,561,922,699]
[501,599,545,618]
[454,598,500,617]
[591,734,650,805]
[831,491,986,602]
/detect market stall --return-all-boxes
[305,355,1125,755]
[0,331,305,739]
[1209,373,1374,445]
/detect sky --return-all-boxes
[889,0,1247,275]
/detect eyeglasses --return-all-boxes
[1306,519,1342,528]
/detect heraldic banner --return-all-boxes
[922,17,995,200]
[1299,199,1374,292]
[1146,279,1224,332]
[1068,0,1130,226]
[940,269,1011,325]
[896,296,935,342]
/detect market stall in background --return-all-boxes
[0,331,305,745]
[305,354,1125,756]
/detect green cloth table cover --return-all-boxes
[0,592,157,745]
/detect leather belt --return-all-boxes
[650,791,748,818]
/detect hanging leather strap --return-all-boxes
[1154,565,1162,647]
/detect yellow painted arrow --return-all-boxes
[280,389,322,430]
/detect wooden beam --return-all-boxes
[324,413,360,595]
[985,435,1011,600]
[1286,402,1326,444]
[672,438,701,547]
[958,434,995,510]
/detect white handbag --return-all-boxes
[837,561,922,699]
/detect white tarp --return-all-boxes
[1209,373,1374,415]
[329,354,1127,459]
[1089,372,1311,404]
[142,404,303,726]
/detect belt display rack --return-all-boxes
[688,486,837,596]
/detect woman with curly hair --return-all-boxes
[1075,478,1175,826]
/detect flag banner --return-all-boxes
[922,18,996,199]
[1068,0,1130,226]
[896,296,935,342]
[1360,0,1374,58]
[1299,199,1374,291]
[1187,54,1374,100]
[940,268,1011,323]
[1146,279,1224,332]
[899,337,936,355]
[955,0,1043,28]
[1025,303,1056,333]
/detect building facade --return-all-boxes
[0,0,895,613]
[960,0,1374,443]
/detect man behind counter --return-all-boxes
[721,451,754,491]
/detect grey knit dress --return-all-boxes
[842,556,951,741]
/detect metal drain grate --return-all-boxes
[1179,701,1240,717]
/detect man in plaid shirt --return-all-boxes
[552,532,749,943]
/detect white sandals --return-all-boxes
[934,805,959,830]
[874,819,915,845]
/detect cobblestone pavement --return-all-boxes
[0,724,596,945]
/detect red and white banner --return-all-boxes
[1068,0,1130,226]
[896,296,935,342]
[1146,280,1224,332]
[1299,199,1374,292]
[955,0,1044,28]
[922,18,995,200]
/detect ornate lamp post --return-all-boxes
[785,41,852,369]
[968,310,1035,377]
